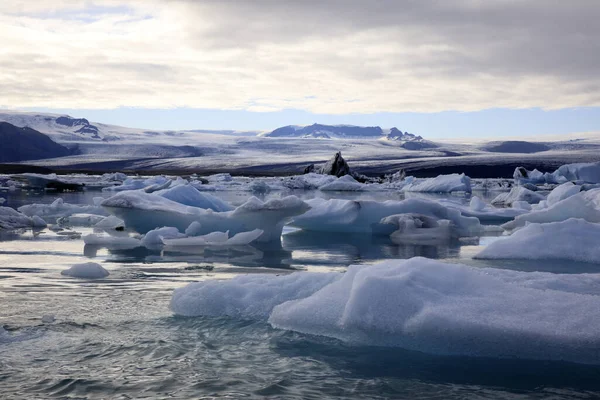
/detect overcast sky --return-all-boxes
[2,0,599,136]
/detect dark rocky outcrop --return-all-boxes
[56,116,101,138]
[0,122,71,162]
[320,152,351,177]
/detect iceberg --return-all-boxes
[291,197,481,237]
[381,214,453,244]
[102,192,310,242]
[0,206,35,230]
[439,197,528,222]
[18,198,107,223]
[155,184,233,211]
[57,213,106,227]
[476,219,600,263]
[61,262,109,279]
[400,173,471,193]
[172,257,600,364]
[83,233,142,249]
[162,229,264,247]
[491,186,545,206]
[546,182,582,206]
[502,189,600,230]
[319,175,367,191]
[141,226,185,247]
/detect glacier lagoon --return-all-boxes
[1,184,600,399]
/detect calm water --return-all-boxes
[1,188,600,399]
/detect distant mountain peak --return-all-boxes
[264,123,424,141]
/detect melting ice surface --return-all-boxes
[2,179,600,399]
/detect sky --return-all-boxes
[2,0,600,138]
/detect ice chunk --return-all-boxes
[513,167,545,184]
[546,182,582,206]
[162,229,264,247]
[438,198,528,222]
[476,219,600,263]
[511,201,532,211]
[552,161,600,184]
[291,197,481,237]
[281,173,336,190]
[83,233,142,249]
[0,206,33,230]
[18,198,107,222]
[102,192,310,242]
[401,173,471,193]
[156,184,233,211]
[171,271,341,319]
[469,196,486,211]
[319,175,367,191]
[172,257,600,364]
[381,214,453,244]
[61,262,109,279]
[102,176,172,192]
[503,189,600,230]
[491,186,545,206]
[94,215,125,230]
[31,215,47,228]
[57,213,105,227]
[141,226,185,247]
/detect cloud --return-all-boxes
[0,0,599,113]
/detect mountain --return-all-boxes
[0,122,71,162]
[264,124,384,139]
[263,123,428,143]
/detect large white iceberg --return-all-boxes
[476,219,600,263]
[502,188,600,230]
[491,186,545,206]
[400,173,471,193]
[102,192,310,242]
[546,182,582,206]
[291,197,481,237]
[171,257,600,364]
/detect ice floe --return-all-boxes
[502,188,600,230]
[291,197,481,236]
[172,257,600,364]
[102,192,309,242]
[400,173,471,193]
[491,186,545,206]
[0,206,35,230]
[162,229,264,247]
[476,219,600,263]
[61,262,110,279]
[18,198,107,223]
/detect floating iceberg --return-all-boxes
[102,192,309,242]
[83,233,142,249]
[141,226,185,247]
[400,173,471,193]
[57,213,106,227]
[172,257,600,364]
[18,198,107,223]
[319,175,367,191]
[291,197,481,237]
[94,215,125,231]
[61,262,109,279]
[476,219,600,263]
[439,197,528,222]
[514,162,600,185]
[502,189,600,230]
[0,206,35,230]
[162,229,264,247]
[546,182,582,206]
[491,186,545,206]
[381,214,453,244]
[156,184,232,211]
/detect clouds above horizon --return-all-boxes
[1,0,599,114]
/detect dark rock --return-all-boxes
[320,152,351,177]
[303,164,316,174]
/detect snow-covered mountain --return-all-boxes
[262,123,426,142]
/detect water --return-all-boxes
[1,188,600,399]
